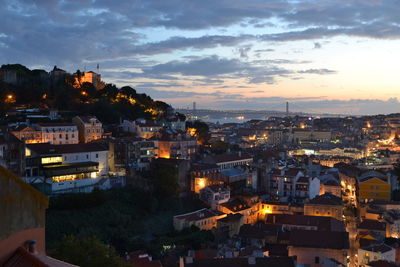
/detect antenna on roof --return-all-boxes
[97,63,99,72]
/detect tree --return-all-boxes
[52,235,131,267]
[210,141,230,154]
[152,164,179,198]
[186,120,210,145]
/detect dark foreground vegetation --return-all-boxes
[46,186,213,266]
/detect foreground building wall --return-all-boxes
[0,166,48,264]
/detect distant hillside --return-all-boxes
[0,64,171,123]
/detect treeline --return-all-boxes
[46,186,209,261]
[0,64,171,123]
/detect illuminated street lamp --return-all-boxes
[5,94,15,103]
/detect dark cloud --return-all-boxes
[3,0,400,68]
[2,0,400,114]
[138,55,294,85]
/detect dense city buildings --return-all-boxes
[3,64,400,267]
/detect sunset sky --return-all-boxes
[2,0,400,114]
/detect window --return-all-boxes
[86,154,89,159]
[315,257,319,264]
[96,153,99,158]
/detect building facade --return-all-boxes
[34,123,79,145]
[72,116,103,143]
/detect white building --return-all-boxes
[358,243,395,266]
[199,185,230,210]
[34,123,79,145]
[120,119,162,139]
[204,152,253,170]
[25,143,112,194]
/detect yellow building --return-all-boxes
[73,71,104,90]
[304,193,343,221]
[72,116,104,143]
[217,198,261,225]
[173,208,226,231]
[358,171,391,201]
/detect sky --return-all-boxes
[1,0,400,115]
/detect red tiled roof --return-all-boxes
[219,198,250,212]
[359,219,386,232]
[76,116,100,124]
[308,193,342,206]
[289,230,349,250]
[3,247,78,267]
[128,257,163,267]
[218,213,242,223]
[239,223,280,239]
[266,214,345,232]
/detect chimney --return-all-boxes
[179,257,185,267]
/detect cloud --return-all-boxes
[138,55,294,85]
[298,69,337,75]
[2,0,400,115]
[193,97,400,115]
[314,42,322,49]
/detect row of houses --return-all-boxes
[11,116,104,144]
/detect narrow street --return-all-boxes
[343,182,358,267]
[345,215,358,267]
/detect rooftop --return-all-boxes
[217,213,242,223]
[212,152,253,163]
[265,214,345,231]
[184,257,295,267]
[219,198,250,212]
[307,192,342,206]
[361,243,393,253]
[36,123,77,127]
[289,230,349,250]
[27,143,108,155]
[174,208,224,222]
[358,219,386,231]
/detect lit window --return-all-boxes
[41,156,62,164]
